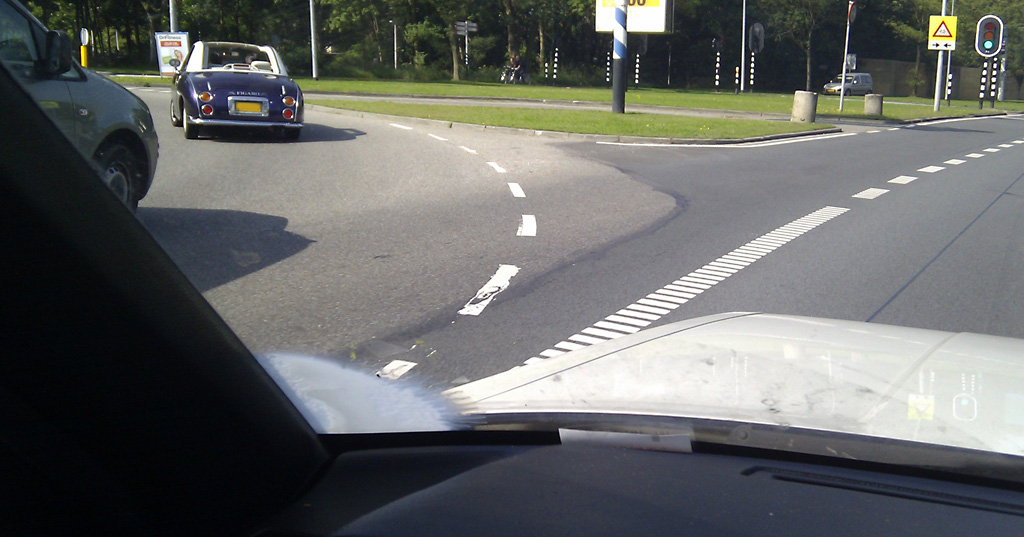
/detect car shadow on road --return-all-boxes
[203,124,366,144]
[137,207,315,292]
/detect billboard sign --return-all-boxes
[155,32,189,75]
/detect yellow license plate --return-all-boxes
[235,101,262,113]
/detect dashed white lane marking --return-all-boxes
[984,148,1000,153]
[1013,140,1024,144]
[428,134,448,141]
[888,128,900,131]
[487,162,507,173]
[966,153,985,158]
[867,130,881,134]
[389,123,413,130]
[944,159,966,165]
[853,188,889,200]
[458,265,520,316]
[999,144,1014,148]
[508,183,526,198]
[460,146,478,154]
[517,215,537,237]
[520,206,849,366]
[889,175,917,184]
[918,165,945,173]
[376,359,417,379]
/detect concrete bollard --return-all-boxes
[864,94,883,117]
[791,91,817,123]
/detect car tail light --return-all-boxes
[283,96,295,106]
[201,104,213,115]
[283,109,294,119]
[199,92,213,102]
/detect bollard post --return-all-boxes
[791,91,817,123]
[634,53,640,87]
[864,94,883,117]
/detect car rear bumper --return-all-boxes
[189,117,302,129]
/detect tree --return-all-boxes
[766,0,835,91]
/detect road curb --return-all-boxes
[308,104,844,145]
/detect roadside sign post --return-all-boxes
[611,0,627,113]
[455,21,478,68]
[596,0,674,113]
[928,11,957,111]
[838,2,855,113]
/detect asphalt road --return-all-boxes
[133,88,1024,391]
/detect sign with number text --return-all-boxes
[596,0,673,34]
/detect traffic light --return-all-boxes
[975,15,1004,58]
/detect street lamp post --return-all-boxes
[309,0,319,80]
[740,0,747,93]
[391,20,397,69]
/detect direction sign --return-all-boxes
[928,15,957,51]
[455,20,478,36]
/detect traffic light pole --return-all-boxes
[932,0,948,112]
[612,0,628,113]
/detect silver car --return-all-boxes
[0,0,158,210]
[823,72,874,96]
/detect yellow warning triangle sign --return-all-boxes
[933,21,953,38]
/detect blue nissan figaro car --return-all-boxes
[169,41,303,140]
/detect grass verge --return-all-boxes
[309,99,833,140]
[111,74,1022,122]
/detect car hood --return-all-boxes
[446,313,1024,457]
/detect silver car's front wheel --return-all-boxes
[95,143,141,211]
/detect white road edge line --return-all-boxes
[519,205,850,367]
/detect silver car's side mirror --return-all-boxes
[42,30,72,76]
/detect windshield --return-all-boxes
[9,0,1024,484]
